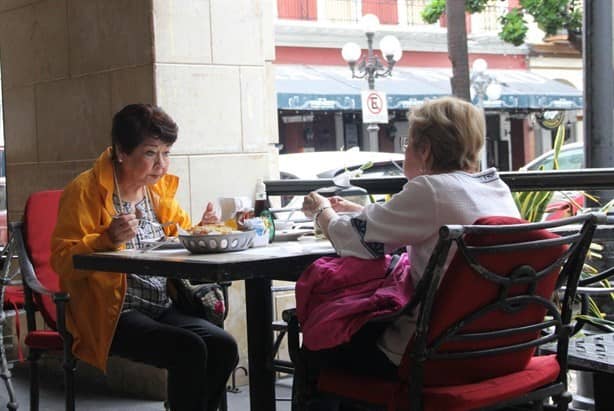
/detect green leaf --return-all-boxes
[359,161,373,171]
[574,315,614,333]
[421,0,446,24]
[465,0,489,14]
[499,8,528,47]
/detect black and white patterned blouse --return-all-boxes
[114,194,171,318]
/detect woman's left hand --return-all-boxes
[199,202,219,225]
[302,192,331,218]
[329,196,363,213]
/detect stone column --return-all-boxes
[584,0,614,205]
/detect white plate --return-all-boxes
[140,238,185,250]
[273,228,314,242]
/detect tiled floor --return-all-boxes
[0,362,292,411]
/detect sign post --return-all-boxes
[361,90,389,124]
[361,90,388,150]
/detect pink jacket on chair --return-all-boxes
[296,253,412,350]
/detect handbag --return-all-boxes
[168,278,226,327]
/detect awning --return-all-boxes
[275,64,583,111]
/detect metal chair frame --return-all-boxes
[0,232,24,411]
[288,213,603,411]
[11,221,76,411]
[408,214,599,410]
[13,217,234,411]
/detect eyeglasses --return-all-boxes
[401,136,409,152]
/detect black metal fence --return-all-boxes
[265,168,614,196]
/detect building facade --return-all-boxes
[273,0,583,171]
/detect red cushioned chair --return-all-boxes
[13,190,233,411]
[288,213,602,411]
[10,190,74,411]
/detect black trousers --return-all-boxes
[312,322,397,379]
[110,305,239,411]
[299,323,398,411]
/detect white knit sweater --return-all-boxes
[325,167,521,364]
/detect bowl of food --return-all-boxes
[179,223,255,254]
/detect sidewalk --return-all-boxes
[0,362,292,411]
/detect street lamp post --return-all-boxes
[470,58,502,170]
[341,14,402,149]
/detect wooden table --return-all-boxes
[73,240,336,411]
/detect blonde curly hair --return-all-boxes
[408,96,485,173]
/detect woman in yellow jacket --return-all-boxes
[50,104,238,411]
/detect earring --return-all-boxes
[118,158,123,163]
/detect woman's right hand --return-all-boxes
[329,196,363,213]
[107,213,138,246]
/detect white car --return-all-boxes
[519,142,584,171]
[519,142,585,220]
[275,150,405,223]
[279,150,405,180]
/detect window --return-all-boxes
[403,0,429,25]
[277,0,318,20]
[325,0,361,24]
[471,1,508,33]
[362,0,398,25]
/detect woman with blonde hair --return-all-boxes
[301,96,520,378]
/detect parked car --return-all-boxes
[519,142,584,171]
[520,142,585,220]
[279,150,405,181]
[275,150,405,222]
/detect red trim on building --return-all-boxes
[275,46,527,69]
[277,0,317,20]
[362,0,398,25]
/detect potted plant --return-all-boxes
[515,124,614,408]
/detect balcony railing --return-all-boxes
[471,3,507,33]
[277,0,508,33]
[265,168,614,196]
[403,0,429,26]
[277,0,431,25]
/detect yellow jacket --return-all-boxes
[50,147,192,371]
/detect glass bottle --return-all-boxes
[254,178,267,216]
[254,178,275,242]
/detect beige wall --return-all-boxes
[0,0,278,388]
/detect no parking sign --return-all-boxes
[361,90,388,123]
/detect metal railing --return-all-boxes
[402,0,429,26]
[265,168,614,196]
[471,3,507,33]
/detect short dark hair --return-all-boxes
[111,104,178,161]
